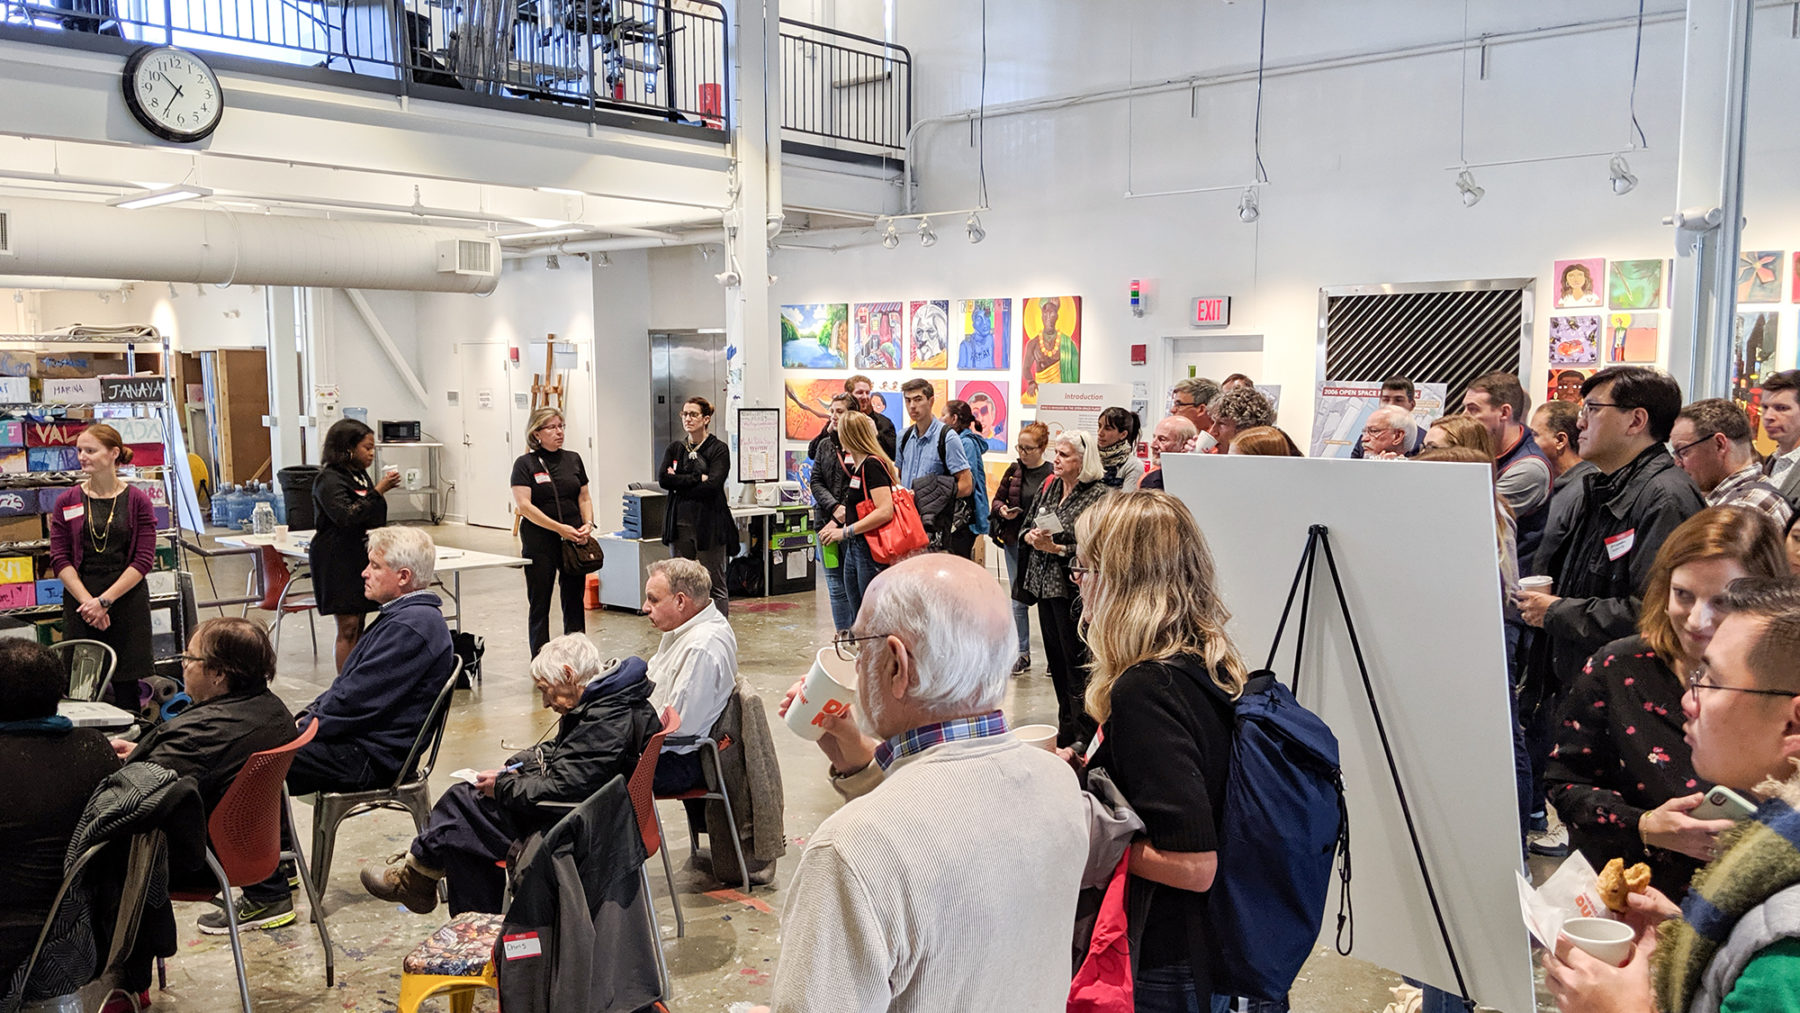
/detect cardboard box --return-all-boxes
[0,514,42,543]
[41,378,103,404]
[0,450,25,474]
[146,569,177,595]
[0,582,37,609]
[25,421,86,448]
[34,579,62,605]
[0,557,36,584]
[35,353,126,379]
[0,489,37,517]
[0,420,23,447]
[0,377,30,404]
[0,352,32,377]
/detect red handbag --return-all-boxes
[855,477,929,564]
[1068,851,1134,1012]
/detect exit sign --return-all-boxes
[1191,297,1231,327]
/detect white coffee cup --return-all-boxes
[1194,431,1218,453]
[1562,917,1634,967]
[1519,575,1554,594]
[272,525,290,542]
[785,646,859,741]
[1013,724,1058,751]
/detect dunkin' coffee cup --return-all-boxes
[786,646,859,741]
[1562,917,1633,967]
[1013,724,1058,751]
[1519,575,1554,594]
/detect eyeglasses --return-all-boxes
[1669,436,1710,462]
[834,632,890,661]
[1170,399,1199,409]
[679,411,705,419]
[177,653,209,665]
[1578,400,1624,419]
[1069,562,1095,582]
[537,423,566,432]
[1687,664,1800,708]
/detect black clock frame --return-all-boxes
[121,45,224,143]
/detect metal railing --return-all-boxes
[1,0,728,130]
[778,18,909,157]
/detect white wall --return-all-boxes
[30,283,273,351]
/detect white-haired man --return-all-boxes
[1139,415,1198,491]
[769,554,1088,1011]
[220,526,455,931]
[361,635,659,915]
[643,557,738,797]
[1358,404,1420,459]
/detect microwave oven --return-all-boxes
[380,420,423,442]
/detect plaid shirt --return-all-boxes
[874,710,1010,771]
[1708,462,1794,529]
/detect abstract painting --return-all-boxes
[784,450,815,507]
[1548,316,1601,366]
[1607,314,1659,363]
[783,377,842,441]
[1733,311,1781,409]
[1607,259,1665,310]
[1552,259,1605,309]
[1738,251,1782,304]
[781,304,849,369]
[1793,252,1800,303]
[1020,295,1082,405]
[956,298,1012,370]
[908,300,950,369]
[1547,369,1594,405]
[955,380,1009,452]
[851,302,903,371]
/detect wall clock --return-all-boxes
[122,45,223,143]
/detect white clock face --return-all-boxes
[125,47,222,142]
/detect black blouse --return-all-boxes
[1545,634,1710,898]
[511,449,589,548]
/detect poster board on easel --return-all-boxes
[1162,453,1534,1013]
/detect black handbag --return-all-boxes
[535,453,604,574]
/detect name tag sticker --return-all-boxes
[63,504,85,521]
[1604,528,1636,561]
[849,476,862,489]
[503,932,543,960]
[534,472,551,484]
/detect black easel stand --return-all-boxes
[1268,525,1477,1013]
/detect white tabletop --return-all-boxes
[217,532,528,573]
[59,699,136,730]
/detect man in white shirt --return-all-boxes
[642,557,737,796]
[1759,370,1800,506]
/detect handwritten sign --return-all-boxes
[34,580,62,605]
[110,417,166,444]
[25,421,87,448]
[101,376,168,403]
[0,377,30,404]
[0,421,22,448]
[0,582,35,609]
[0,557,35,584]
[0,491,35,518]
[42,378,102,404]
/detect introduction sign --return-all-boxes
[1190,296,1231,328]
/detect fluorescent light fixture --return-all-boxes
[1609,154,1638,196]
[1455,169,1485,208]
[108,185,213,210]
[500,226,584,242]
[536,186,584,196]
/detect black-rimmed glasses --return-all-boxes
[1578,400,1624,419]
[1688,664,1800,707]
[1669,436,1710,462]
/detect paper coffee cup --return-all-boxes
[1562,917,1633,967]
[785,647,859,741]
[1194,431,1218,453]
[1519,575,1554,594]
[1013,724,1058,751]
[273,525,290,542]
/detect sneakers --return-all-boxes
[196,892,296,935]
[1012,654,1031,675]
[1528,821,1570,858]
[360,854,443,914]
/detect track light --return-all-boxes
[881,223,900,249]
[966,214,985,244]
[1609,154,1638,196]
[714,269,741,287]
[1456,169,1485,208]
[918,219,937,247]
[1237,188,1260,223]
[545,253,561,270]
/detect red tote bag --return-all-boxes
[856,484,929,564]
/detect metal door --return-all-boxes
[458,342,516,529]
[649,329,728,469]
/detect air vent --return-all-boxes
[437,238,497,277]
[0,210,12,255]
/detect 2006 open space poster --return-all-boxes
[1021,296,1082,404]
[781,304,848,369]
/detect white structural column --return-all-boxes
[1666,0,1754,399]
[725,0,781,429]
[264,286,306,471]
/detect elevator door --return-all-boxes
[649,330,728,469]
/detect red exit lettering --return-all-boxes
[1190,297,1231,327]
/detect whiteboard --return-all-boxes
[736,407,780,483]
[1163,453,1534,1013]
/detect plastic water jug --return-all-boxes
[211,483,234,528]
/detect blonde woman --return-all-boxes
[818,411,898,620]
[511,407,593,656]
[1421,414,1495,456]
[1018,429,1110,747]
[1073,490,1248,1010]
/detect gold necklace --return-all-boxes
[85,485,119,555]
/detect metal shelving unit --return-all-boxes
[373,440,446,524]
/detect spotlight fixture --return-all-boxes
[1608,154,1638,196]
[108,185,213,209]
[714,269,741,288]
[965,214,986,244]
[167,282,179,299]
[1455,169,1485,208]
[595,253,611,267]
[881,223,900,249]
[918,219,937,247]
[545,253,561,270]
[1237,188,1260,224]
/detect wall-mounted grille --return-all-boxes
[0,211,11,255]
[1324,285,1529,408]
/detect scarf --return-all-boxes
[0,715,74,734]
[1654,762,1800,1013]
[1099,439,1134,488]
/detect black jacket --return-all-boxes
[866,409,897,459]
[1538,445,1703,687]
[494,659,658,826]
[658,434,739,553]
[301,591,454,778]
[807,431,852,529]
[125,687,298,817]
[309,464,388,615]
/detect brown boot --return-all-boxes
[360,854,442,914]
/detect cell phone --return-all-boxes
[1692,785,1755,822]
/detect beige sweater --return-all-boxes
[770,736,1089,1013]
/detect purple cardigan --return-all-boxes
[48,485,158,577]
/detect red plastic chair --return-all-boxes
[247,546,318,658]
[168,718,335,1012]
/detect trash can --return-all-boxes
[278,466,320,531]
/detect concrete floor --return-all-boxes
[137,522,1547,1012]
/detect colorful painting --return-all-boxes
[907,300,950,369]
[1793,253,1800,303]
[1738,251,1783,304]
[783,377,842,441]
[1548,316,1601,365]
[1552,259,1605,309]
[1733,311,1781,411]
[872,378,943,435]
[956,299,1012,370]
[784,449,815,507]
[1547,369,1594,405]
[984,459,1011,505]
[851,302,903,371]
[781,304,849,369]
[1020,296,1083,405]
[1607,259,1665,310]
[955,380,1009,452]
[1608,313,1659,363]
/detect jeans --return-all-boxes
[822,545,855,632]
[1002,542,1030,656]
[1133,964,1232,1013]
[840,532,884,621]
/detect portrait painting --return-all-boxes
[1020,295,1083,405]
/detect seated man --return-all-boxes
[361,634,659,914]
[219,525,454,933]
[643,557,737,797]
[1546,576,1800,1013]
[768,555,1088,1011]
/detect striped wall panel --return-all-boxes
[1324,288,1527,408]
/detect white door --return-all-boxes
[1163,334,1265,401]
[459,342,516,529]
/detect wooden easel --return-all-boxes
[530,335,566,412]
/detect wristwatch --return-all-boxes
[97,596,113,611]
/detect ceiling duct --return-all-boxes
[0,197,500,294]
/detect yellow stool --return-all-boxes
[398,912,502,1013]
